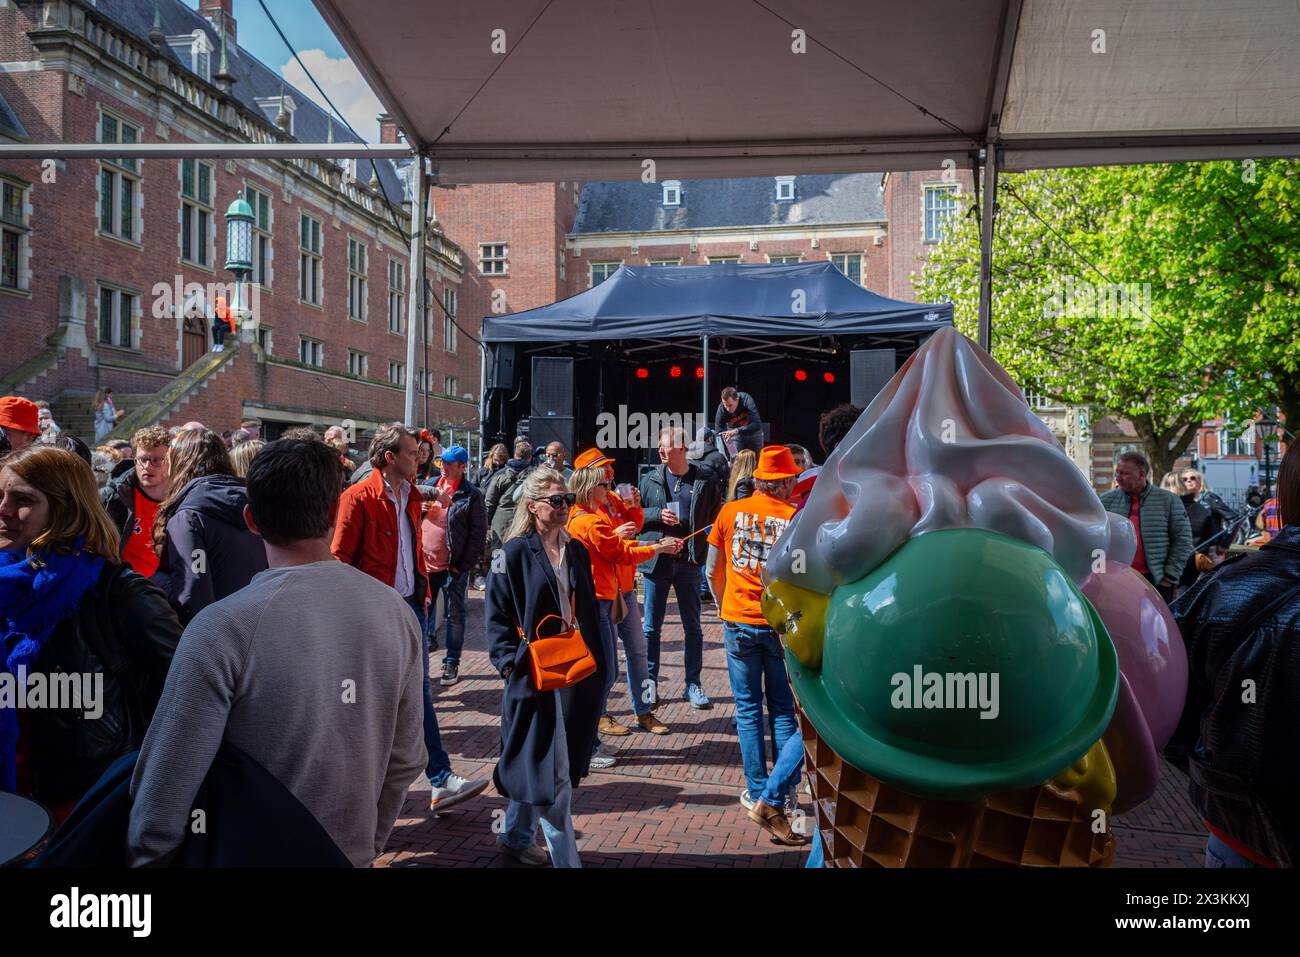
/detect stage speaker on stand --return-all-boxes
[531,356,574,417]
[850,349,896,408]
[528,416,575,457]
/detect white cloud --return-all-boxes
[278,49,384,143]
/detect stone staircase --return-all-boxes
[103,342,241,443]
[50,392,156,445]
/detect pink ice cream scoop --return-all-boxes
[1082,561,1189,813]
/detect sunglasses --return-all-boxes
[535,492,576,508]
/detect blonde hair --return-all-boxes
[505,467,566,542]
[229,439,265,478]
[1160,471,1183,493]
[567,465,605,508]
[728,449,757,501]
[0,445,120,562]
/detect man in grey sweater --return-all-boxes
[128,439,427,867]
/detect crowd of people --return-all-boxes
[1,384,1297,870]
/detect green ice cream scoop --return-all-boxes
[786,528,1118,801]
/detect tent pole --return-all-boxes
[479,341,489,460]
[701,335,710,438]
[977,146,999,353]
[404,157,428,425]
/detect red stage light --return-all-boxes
[695,366,705,379]
[670,365,682,378]
[636,367,649,379]
[794,369,807,382]
[823,371,835,383]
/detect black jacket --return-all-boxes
[1179,493,1222,587]
[485,532,606,804]
[638,462,725,570]
[731,477,755,501]
[32,744,350,868]
[1166,525,1300,866]
[714,391,764,453]
[29,562,181,807]
[420,477,488,573]
[100,466,141,552]
[152,474,268,625]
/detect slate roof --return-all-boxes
[0,89,28,139]
[96,0,405,201]
[573,173,886,234]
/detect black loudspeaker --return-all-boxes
[531,356,574,417]
[489,344,517,390]
[528,416,575,455]
[850,349,896,408]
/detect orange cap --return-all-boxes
[573,447,614,470]
[752,445,800,480]
[0,396,40,435]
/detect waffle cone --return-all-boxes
[796,703,1115,868]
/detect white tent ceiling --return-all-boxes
[314,0,1300,183]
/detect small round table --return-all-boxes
[0,792,53,866]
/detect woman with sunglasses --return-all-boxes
[484,467,606,866]
[567,457,682,762]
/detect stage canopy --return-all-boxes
[480,262,952,345]
[314,0,1300,183]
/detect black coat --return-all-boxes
[638,462,725,569]
[485,531,606,805]
[32,744,350,868]
[1167,526,1300,866]
[152,474,268,625]
[419,477,488,573]
[100,466,142,553]
[29,562,181,806]
[1179,493,1222,587]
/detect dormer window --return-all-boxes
[662,180,681,207]
[167,31,212,82]
[255,95,297,135]
[775,176,796,201]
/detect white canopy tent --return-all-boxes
[6,0,1297,418]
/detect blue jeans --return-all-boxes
[722,621,798,798]
[429,568,470,667]
[642,558,705,690]
[616,590,653,717]
[592,599,619,757]
[759,728,804,806]
[407,595,452,787]
[1205,833,1260,868]
[502,690,580,867]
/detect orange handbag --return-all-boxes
[517,599,597,692]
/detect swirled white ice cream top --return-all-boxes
[765,328,1136,594]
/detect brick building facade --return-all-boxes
[0,0,479,444]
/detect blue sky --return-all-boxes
[185,0,384,141]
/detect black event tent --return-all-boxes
[481,262,952,343]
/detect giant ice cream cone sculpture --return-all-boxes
[761,328,1186,867]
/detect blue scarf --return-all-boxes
[0,546,105,793]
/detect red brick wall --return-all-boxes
[883,168,975,300]
[0,15,477,432]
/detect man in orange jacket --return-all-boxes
[332,423,487,813]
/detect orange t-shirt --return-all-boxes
[602,491,644,594]
[707,492,795,625]
[121,486,161,578]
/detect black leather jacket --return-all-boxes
[1166,525,1300,866]
[100,466,141,555]
[29,562,182,806]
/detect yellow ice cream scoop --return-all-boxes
[1048,738,1117,818]
[761,579,828,669]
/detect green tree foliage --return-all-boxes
[914,161,1298,477]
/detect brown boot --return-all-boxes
[636,712,669,735]
[748,799,810,846]
[598,715,631,736]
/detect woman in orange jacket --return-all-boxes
[567,453,680,764]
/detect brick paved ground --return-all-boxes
[378,589,1205,868]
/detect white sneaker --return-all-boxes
[497,838,549,866]
[429,773,488,813]
[740,788,757,811]
[212,344,224,352]
[589,744,617,770]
